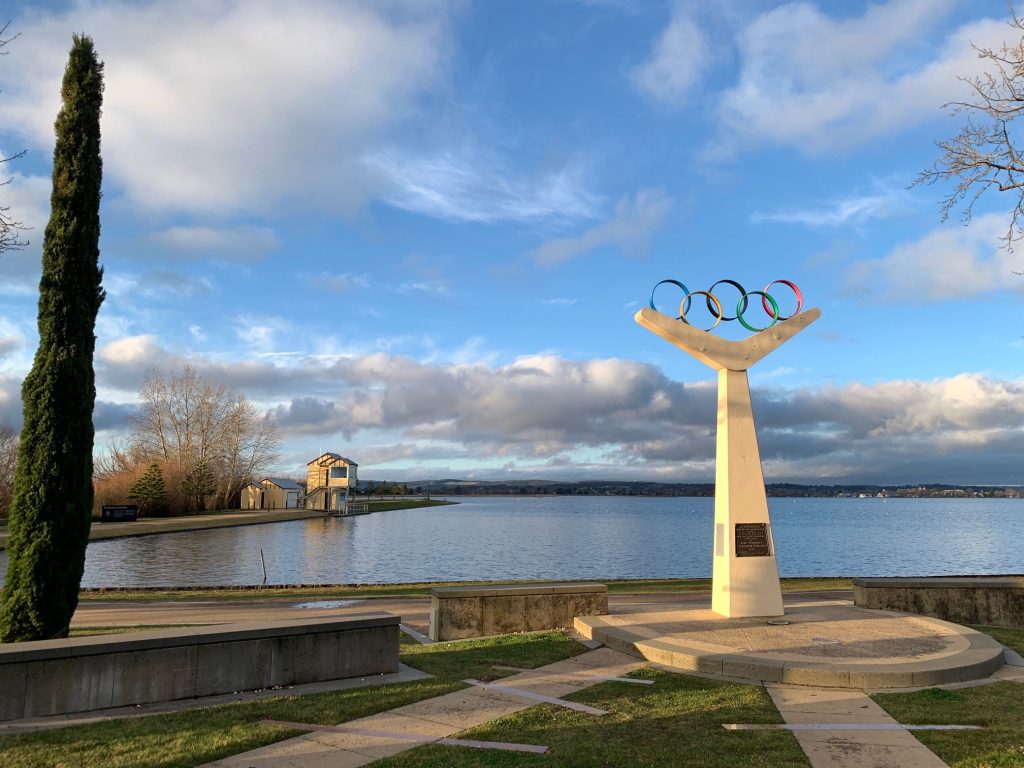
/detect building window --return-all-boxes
[329,466,347,479]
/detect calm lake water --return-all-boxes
[1,496,1021,587]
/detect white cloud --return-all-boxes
[529,188,672,266]
[0,1,450,215]
[847,214,1021,302]
[753,188,910,228]
[0,336,23,359]
[630,6,708,105]
[148,225,279,263]
[105,270,212,299]
[1,332,1010,481]
[97,334,167,367]
[713,1,1007,156]
[311,272,371,294]
[364,146,602,225]
[398,280,453,298]
[0,170,50,294]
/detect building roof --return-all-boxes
[262,477,302,490]
[307,452,358,466]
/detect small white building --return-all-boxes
[242,477,302,509]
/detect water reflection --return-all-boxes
[0,497,1020,587]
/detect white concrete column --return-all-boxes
[712,369,784,617]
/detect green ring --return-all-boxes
[737,291,779,332]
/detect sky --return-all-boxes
[2,0,1024,485]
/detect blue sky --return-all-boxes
[2,0,1024,484]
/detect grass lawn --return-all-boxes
[0,632,582,768]
[874,682,1024,768]
[373,667,808,768]
[871,625,1024,768]
[76,576,852,602]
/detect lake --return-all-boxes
[0,496,1021,587]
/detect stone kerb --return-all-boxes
[429,583,608,641]
[854,576,1024,628]
[0,613,399,722]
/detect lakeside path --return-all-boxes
[0,508,326,551]
[0,499,455,551]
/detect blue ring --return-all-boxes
[649,279,690,319]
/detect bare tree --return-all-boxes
[0,424,17,517]
[132,365,280,512]
[0,21,28,255]
[917,8,1024,248]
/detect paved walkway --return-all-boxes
[766,685,949,768]
[202,647,645,767]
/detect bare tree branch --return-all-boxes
[915,5,1024,249]
[0,21,28,254]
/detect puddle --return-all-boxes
[292,600,362,609]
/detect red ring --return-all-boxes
[762,280,802,320]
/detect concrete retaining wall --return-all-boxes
[0,612,399,721]
[429,583,608,641]
[853,577,1024,628]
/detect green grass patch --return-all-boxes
[77,577,851,603]
[0,630,585,768]
[969,625,1024,656]
[874,681,1024,768]
[399,631,586,681]
[374,668,809,768]
[0,679,459,768]
[365,499,455,512]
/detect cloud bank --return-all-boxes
[0,336,1014,484]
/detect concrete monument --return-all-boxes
[636,280,820,618]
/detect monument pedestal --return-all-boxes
[712,369,783,617]
[635,305,820,619]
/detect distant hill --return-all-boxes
[361,478,1023,499]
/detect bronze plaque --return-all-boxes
[735,523,770,557]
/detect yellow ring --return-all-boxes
[679,290,723,332]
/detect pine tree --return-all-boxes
[0,36,104,642]
[127,462,167,516]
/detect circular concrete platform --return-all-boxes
[573,597,1006,689]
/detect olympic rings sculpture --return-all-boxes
[648,279,803,333]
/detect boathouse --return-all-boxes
[242,477,302,509]
[305,453,358,511]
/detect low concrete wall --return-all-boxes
[854,577,1024,628]
[0,612,399,721]
[429,583,608,641]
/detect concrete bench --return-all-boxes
[429,583,608,641]
[854,576,1024,628]
[0,612,399,721]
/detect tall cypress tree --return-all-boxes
[0,36,104,642]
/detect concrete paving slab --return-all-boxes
[798,739,949,768]
[766,685,951,768]
[346,711,454,740]
[203,646,639,767]
[575,597,1006,688]
[386,688,529,729]
[204,733,372,768]
[303,727,436,761]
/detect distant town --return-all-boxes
[366,479,1024,499]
